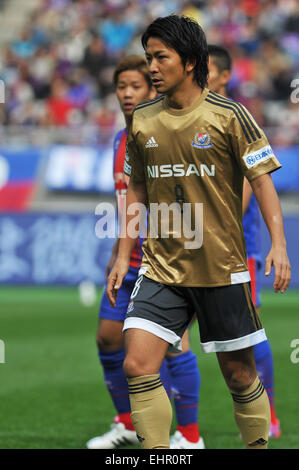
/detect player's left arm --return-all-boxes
[250,173,291,293]
[242,178,252,214]
[227,103,291,293]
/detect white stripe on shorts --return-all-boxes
[201,328,267,353]
[123,317,182,353]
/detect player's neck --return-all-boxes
[125,115,132,130]
[217,85,228,98]
[166,81,203,110]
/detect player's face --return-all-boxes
[145,37,191,95]
[116,70,155,118]
[208,56,231,94]
[207,57,222,93]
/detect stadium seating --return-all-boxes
[0,0,297,145]
[0,0,298,286]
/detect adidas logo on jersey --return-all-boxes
[145,136,158,148]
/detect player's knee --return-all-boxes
[219,347,257,392]
[225,368,256,393]
[96,332,109,350]
[123,355,140,378]
[96,329,122,351]
[123,355,151,378]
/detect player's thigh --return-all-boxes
[97,267,138,349]
[192,282,265,354]
[97,288,127,349]
[181,328,191,352]
[179,314,196,352]
[124,328,170,377]
[124,275,192,355]
[166,328,190,359]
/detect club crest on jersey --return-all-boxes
[192,132,212,149]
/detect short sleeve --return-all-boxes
[124,124,145,183]
[228,103,281,181]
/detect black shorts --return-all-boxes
[123,275,266,353]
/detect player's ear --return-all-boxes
[220,69,231,87]
[185,59,196,74]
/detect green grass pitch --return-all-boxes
[0,287,298,449]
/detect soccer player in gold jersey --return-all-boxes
[107,15,291,449]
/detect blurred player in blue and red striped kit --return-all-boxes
[208,44,281,439]
[87,55,204,449]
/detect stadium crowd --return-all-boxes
[0,0,298,145]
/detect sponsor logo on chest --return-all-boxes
[147,163,215,178]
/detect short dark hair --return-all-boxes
[141,15,209,89]
[208,45,232,73]
[113,55,152,89]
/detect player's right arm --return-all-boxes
[106,179,147,307]
[107,112,148,306]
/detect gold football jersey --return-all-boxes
[124,88,281,286]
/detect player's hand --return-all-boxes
[105,239,120,279]
[265,245,291,293]
[106,257,130,307]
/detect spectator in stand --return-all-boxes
[46,77,73,126]
[99,7,137,56]
[82,34,110,79]
[11,28,38,60]
[67,67,95,110]
[0,0,297,144]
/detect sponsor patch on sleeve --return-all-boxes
[243,145,274,169]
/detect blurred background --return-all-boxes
[0,0,298,287]
[0,0,298,450]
